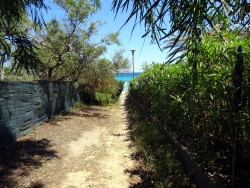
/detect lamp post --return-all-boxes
[130,49,135,80]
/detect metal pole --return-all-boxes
[131,49,135,80]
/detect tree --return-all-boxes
[112,0,250,64]
[33,0,120,81]
[0,0,48,71]
[111,49,130,73]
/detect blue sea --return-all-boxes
[115,72,142,92]
[115,72,142,82]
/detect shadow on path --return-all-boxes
[0,138,58,187]
[123,95,154,188]
[68,106,110,119]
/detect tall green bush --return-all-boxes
[130,31,250,186]
[78,58,123,105]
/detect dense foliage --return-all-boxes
[0,0,47,71]
[126,96,196,187]
[77,58,124,105]
[129,31,250,187]
[2,0,129,105]
[113,1,250,186]
[112,0,250,64]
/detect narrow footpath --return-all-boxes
[0,91,140,188]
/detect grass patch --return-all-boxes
[71,101,86,111]
[49,116,60,126]
[126,96,196,188]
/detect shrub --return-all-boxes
[77,59,124,105]
[129,31,250,186]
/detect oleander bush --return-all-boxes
[129,31,250,186]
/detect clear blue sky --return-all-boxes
[44,0,168,72]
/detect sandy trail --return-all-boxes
[0,92,140,188]
[60,93,136,188]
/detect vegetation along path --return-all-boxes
[0,92,141,188]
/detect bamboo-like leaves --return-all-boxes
[112,0,250,65]
[11,35,41,74]
[0,0,48,72]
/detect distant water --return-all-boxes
[115,72,142,92]
[115,72,142,82]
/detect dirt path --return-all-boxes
[0,92,140,188]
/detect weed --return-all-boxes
[49,116,60,126]
[72,101,86,111]
[127,97,196,188]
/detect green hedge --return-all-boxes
[130,56,250,186]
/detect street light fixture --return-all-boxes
[130,49,135,80]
